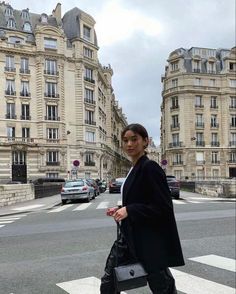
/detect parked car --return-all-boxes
[109,177,126,193]
[61,179,95,204]
[95,179,107,193]
[87,179,100,196]
[166,176,180,199]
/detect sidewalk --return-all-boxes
[0,194,61,216]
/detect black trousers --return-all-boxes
[100,239,177,294]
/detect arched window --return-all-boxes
[21,10,30,20]
[23,22,31,32]
[5,7,13,16]
[7,19,16,29]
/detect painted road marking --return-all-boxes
[12,204,44,211]
[57,277,126,294]
[172,200,186,205]
[0,217,21,221]
[0,220,15,224]
[96,202,109,209]
[73,203,92,211]
[0,225,5,228]
[117,200,122,206]
[171,268,235,294]
[189,255,236,272]
[48,204,74,213]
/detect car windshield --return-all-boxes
[65,181,84,187]
[115,178,125,184]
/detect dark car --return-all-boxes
[166,176,180,199]
[109,178,126,193]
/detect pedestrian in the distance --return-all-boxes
[100,123,185,293]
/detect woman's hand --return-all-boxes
[113,207,128,222]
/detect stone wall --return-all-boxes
[195,180,236,198]
[0,184,35,207]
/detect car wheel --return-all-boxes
[92,191,96,199]
[86,193,91,203]
[62,199,67,205]
[174,194,180,200]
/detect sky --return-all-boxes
[9,0,235,145]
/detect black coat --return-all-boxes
[121,155,185,271]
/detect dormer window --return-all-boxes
[5,7,13,16]
[7,19,16,29]
[21,9,30,20]
[83,25,91,41]
[23,22,31,32]
[40,14,48,23]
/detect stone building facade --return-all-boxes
[0,2,130,183]
[161,47,236,179]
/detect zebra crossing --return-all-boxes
[46,197,234,213]
[0,214,27,229]
[56,254,236,293]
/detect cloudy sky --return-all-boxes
[10,0,235,144]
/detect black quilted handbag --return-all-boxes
[113,222,148,291]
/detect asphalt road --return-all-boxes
[0,191,235,294]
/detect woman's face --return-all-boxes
[122,130,148,160]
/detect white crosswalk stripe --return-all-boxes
[0,214,27,229]
[48,204,74,213]
[73,203,92,211]
[96,201,109,209]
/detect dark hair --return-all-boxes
[121,123,149,148]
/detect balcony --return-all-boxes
[193,68,201,73]
[168,142,183,148]
[46,161,60,166]
[211,160,220,164]
[84,98,96,105]
[170,105,179,111]
[46,139,60,143]
[195,122,204,128]
[4,67,16,72]
[172,161,183,165]
[20,91,31,97]
[44,93,60,98]
[230,124,236,129]
[20,115,31,120]
[5,114,17,119]
[84,77,95,84]
[229,141,236,146]
[207,70,216,74]
[20,69,30,74]
[196,141,205,146]
[210,123,219,128]
[196,160,205,165]
[228,159,236,163]
[171,123,180,130]
[5,90,16,96]
[85,120,96,126]
[229,105,236,110]
[211,141,220,147]
[84,161,96,166]
[44,69,59,75]
[44,116,60,121]
[210,105,218,109]
[195,104,204,108]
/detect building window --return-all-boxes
[84,153,95,166]
[5,7,13,16]
[7,126,15,139]
[23,22,31,32]
[171,115,179,128]
[193,60,201,73]
[20,58,30,74]
[230,97,236,108]
[45,82,58,97]
[46,173,59,178]
[5,56,15,72]
[20,81,30,96]
[45,59,57,75]
[7,18,16,28]
[230,133,236,146]
[229,152,236,163]
[195,95,203,107]
[171,61,179,71]
[171,96,179,109]
[211,114,218,127]
[196,114,204,127]
[172,133,179,146]
[47,128,59,140]
[83,25,91,41]
[210,96,217,108]
[84,47,93,58]
[85,110,95,125]
[229,62,236,71]
[212,169,219,178]
[21,104,30,120]
[196,132,204,146]
[22,127,30,140]
[44,38,57,49]
[85,88,94,103]
[211,152,219,164]
[46,151,59,165]
[207,62,215,74]
[211,133,219,146]
[231,115,236,127]
[171,79,178,88]
[230,79,236,87]
[173,153,182,165]
[12,151,26,165]
[209,79,216,87]
[194,78,201,86]
[46,105,58,120]
[21,10,30,19]
[84,67,94,83]
[5,80,15,95]
[196,151,204,164]
[6,103,16,119]
[41,14,48,23]
[85,131,95,142]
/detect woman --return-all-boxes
[100,123,184,294]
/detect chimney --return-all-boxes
[52,3,62,25]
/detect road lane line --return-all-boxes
[0,217,21,221]
[188,200,201,203]
[56,277,126,294]
[12,204,45,211]
[189,255,236,272]
[172,200,186,205]
[48,204,74,213]
[171,268,235,294]
[73,203,92,211]
[0,220,15,224]
[96,202,109,209]
[0,225,5,228]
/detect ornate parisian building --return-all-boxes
[0,2,130,183]
[161,47,236,180]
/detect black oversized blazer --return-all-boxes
[121,155,184,271]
